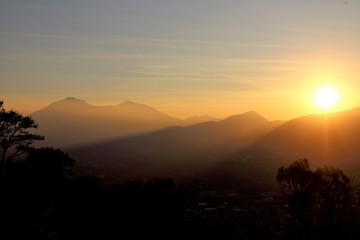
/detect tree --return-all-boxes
[0,147,75,239]
[24,147,75,186]
[277,159,351,239]
[0,100,44,169]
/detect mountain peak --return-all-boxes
[64,97,83,102]
[55,97,89,105]
[223,111,268,123]
[43,97,90,110]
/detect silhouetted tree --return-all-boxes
[277,159,351,239]
[24,147,74,186]
[0,100,44,171]
[0,147,75,239]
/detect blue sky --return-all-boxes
[1,0,360,119]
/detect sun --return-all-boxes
[314,86,340,109]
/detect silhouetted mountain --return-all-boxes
[36,98,360,189]
[31,97,181,148]
[217,107,360,185]
[182,115,220,126]
[69,111,280,180]
[245,108,360,168]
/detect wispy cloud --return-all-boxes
[0,31,312,50]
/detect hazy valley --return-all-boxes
[31,97,360,189]
[4,97,360,239]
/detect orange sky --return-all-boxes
[1,0,360,120]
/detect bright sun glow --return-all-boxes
[314,86,340,109]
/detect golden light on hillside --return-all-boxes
[314,86,340,109]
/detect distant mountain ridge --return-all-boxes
[68,106,360,184]
[32,97,360,189]
[29,98,360,190]
[31,97,181,148]
[68,110,280,180]
[31,97,220,148]
[240,107,360,169]
[201,107,360,190]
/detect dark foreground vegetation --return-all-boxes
[2,100,360,239]
[3,154,360,240]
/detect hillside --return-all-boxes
[31,97,181,148]
[240,107,360,169]
[33,98,360,189]
[206,107,360,190]
[69,111,281,180]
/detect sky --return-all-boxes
[1,0,360,120]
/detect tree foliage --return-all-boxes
[0,100,44,167]
[277,159,351,239]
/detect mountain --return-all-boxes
[31,97,181,148]
[229,107,360,172]
[69,111,281,180]
[35,98,360,189]
[182,115,220,126]
[188,108,360,191]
